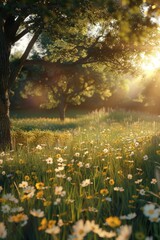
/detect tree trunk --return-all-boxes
[58,102,67,121]
[0,91,11,150]
[0,16,40,150]
[0,20,11,150]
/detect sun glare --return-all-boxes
[141,52,160,73]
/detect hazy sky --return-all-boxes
[11,33,32,54]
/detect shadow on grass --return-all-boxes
[13,122,78,131]
[11,109,105,132]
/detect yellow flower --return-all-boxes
[86,195,93,199]
[19,159,25,164]
[8,213,28,223]
[132,195,138,199]
[56,154,61,158]
[67,164,73,167]
[33,176,38,180]
[35,182,44,190]
[24,175,30,181]
[48,220,56,228]
[38,218,48,231]
[117,170,123,176]
[106,216,121,228]
[109,179,115,185]
[43,201,52,207]
[21,195,30,201]
[100,188,109,195]
[36,191,44,199]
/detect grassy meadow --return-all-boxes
[0,109,160,239]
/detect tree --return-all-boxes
[0,0,98,149]
[21,63,116,120]
[20,8,158,120]
[19,12,140,120]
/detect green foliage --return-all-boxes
[20,62,118,120]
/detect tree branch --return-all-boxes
[9,29,41,86]
[13,28,30,43]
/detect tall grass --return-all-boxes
[0,110,160,239]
